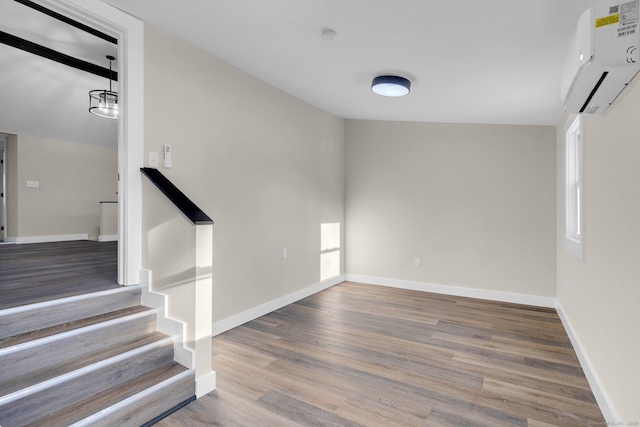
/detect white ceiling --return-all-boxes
[102,0,594,126]
[1,0,595,149]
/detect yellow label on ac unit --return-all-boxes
[596,13,620,27]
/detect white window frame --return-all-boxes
[565,114,585,260]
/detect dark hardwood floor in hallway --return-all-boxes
[0,240,119,309]
[158,281,604,426]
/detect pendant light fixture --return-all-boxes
[89,55,118,119]
[371,75,411,97]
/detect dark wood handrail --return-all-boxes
[141,167,213,225]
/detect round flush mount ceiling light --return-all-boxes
[371,75,411,97]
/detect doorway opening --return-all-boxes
[0,0,143,285]
[0,135,5,242]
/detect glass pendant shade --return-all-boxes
[89,55,119,119]
[89,89,118,119]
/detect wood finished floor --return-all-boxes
[0,240,119,309]
[159,281,604,427]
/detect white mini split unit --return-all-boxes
[561,0,640,114]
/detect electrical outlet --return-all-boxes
[283,248,288,259]
[27,180,39,188]
[415,258,421,267]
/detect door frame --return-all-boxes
[0,136,5,242]
[41,0,144,285]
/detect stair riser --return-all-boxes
[0,342,175,426]
[0,287,141,340]
[0,312,156,390]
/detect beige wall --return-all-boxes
[5,133,117,240]
[141,21,640,421]
[345,120,556,297]
[142,25,345,324]
[556,77,640,421]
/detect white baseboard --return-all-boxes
[98,234,118,242]
[211,274,345,336]
[195,371,216,398]
[14,233,89,244]
[556,301,619,423]
[345,274,557,308]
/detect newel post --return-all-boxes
[194,223,215,397]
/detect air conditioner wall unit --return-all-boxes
[561,0,640,114]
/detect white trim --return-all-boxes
[564,113,586,260]
[14,233,89,244]
[139,269,194,369]
[98,234,118,242]
[195,371,216,398]
[345,274,557,308]
[0,138,6,242]
[556,301,619,423]
[115,7,144,286]
[211,274,345,336]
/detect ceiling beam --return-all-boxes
[0,31,118,81]
[13,0,117,45]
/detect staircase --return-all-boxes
[0,285,195,426]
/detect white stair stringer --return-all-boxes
[140,269,195,369]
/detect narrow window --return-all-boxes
[565,115,585,259]
[320,223,340,281]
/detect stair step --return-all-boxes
[1,331,168,397]
[0,308,158,392]
[0,285,141,339]
[34,366,194,427]
[0,338,180,426]
[0,277,119,309]
[0,305,150,350]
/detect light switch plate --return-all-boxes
[149,152,159,167]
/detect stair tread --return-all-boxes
[25,362,191,427]
[0,241,118,310]
[0,280,120,310]
[0,330,171,397]
[0,304,153,349]
[0,286,142,341]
